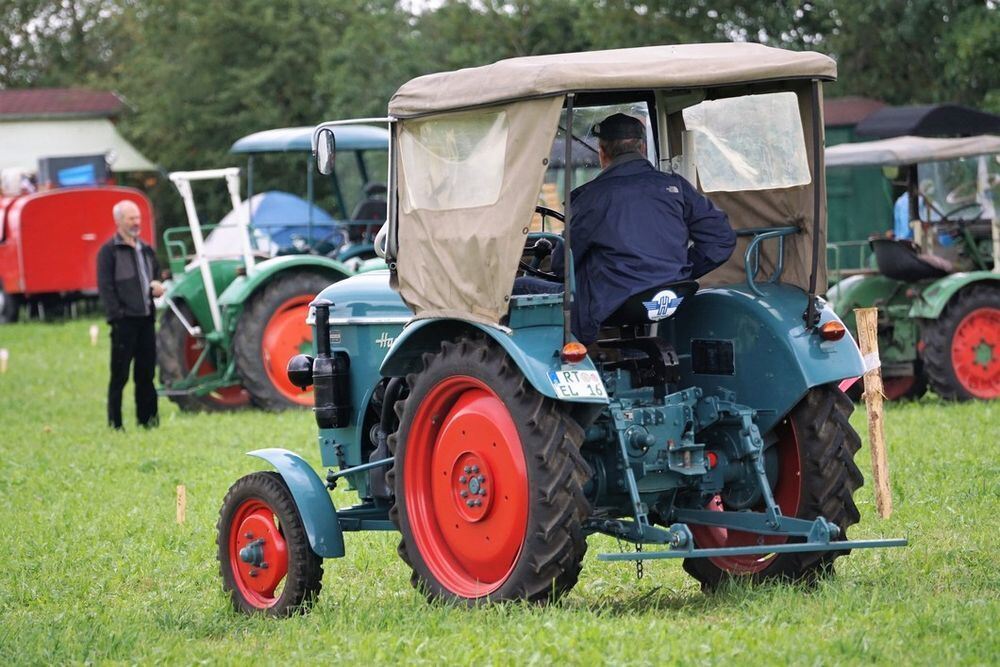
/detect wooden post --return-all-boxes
[853,307,893,518]
[176,485,187,524]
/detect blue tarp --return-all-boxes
[205,191,343,256]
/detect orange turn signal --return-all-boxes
[819,320,847,341]
[561,342,588,364]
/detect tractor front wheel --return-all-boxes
[922,285,1000,400]
[388,338,591,605]
[158,305,251,411]
[683,385,863,590]
[233,272,334,410]
[217,471,323,616]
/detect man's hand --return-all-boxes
[150,280,165,298]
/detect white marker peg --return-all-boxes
[0,348,8,374]
[176,485,187,524]
[89,324,100,346]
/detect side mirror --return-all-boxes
[315,128,336,175]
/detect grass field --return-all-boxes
[0,317,997,665]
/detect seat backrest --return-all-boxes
[602,280,699,328]
[870,238,950,281]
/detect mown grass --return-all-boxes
[0,317,997,665]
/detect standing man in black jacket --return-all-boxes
[97,200,164,429]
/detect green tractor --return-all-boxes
[826,135,1000,400]
[157,125,389,411]
[216,44,905,615]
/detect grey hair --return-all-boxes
[112,199,139,222]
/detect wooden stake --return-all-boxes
[853,307,893,518]
[176,485,187,524]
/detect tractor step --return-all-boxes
[597,536,908,561]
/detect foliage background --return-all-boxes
[1,0,998,226]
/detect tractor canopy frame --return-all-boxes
[315,43,838,340]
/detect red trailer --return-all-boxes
[0,186,155,322]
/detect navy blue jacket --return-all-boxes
[554,154,735,343]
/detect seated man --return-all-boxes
[517,113,736,344]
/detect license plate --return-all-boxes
[547,369,606,399]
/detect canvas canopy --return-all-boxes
[826,135,1000,168]
[0,118,156,172]
[388,43,835,118]
[387,45,834,327]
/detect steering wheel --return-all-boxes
[519,206,564,281]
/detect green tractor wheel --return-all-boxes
[921,285,1000,400]
[683,385,864,590]
[234,272,333,410]
[157,304,251,411]
[217,471,323,616]
[387,338,591,605]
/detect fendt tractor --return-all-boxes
[217,44,906,615]
[826,135,999,401]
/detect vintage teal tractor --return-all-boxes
[216,44,905,615]
[826,135,1000,401]
[157,168,354,411]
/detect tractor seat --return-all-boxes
[870,238,951,282]
[602,280,699,329]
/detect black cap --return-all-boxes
[591,113,645,140]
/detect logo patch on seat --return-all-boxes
[643,290,683,321]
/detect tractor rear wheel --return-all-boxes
[158,305,251,411]
[233,272,334,410]
[921,285,1000,400]
[217,471,323,616]
[683,385,863,590]
[388,338,591,605]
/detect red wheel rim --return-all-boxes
[261,295,315,405]
[183,333,251,407]
[882,376,917,401]
[403,376,529,598]
[689,418,802,574]
[227,498,290,609]
[950,306,1000,399]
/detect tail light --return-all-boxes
[561,342,588,364]
[819,320,847,341]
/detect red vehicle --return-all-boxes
[0,186,155,322]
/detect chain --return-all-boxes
[616,536,644,580]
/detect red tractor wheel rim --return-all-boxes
[882,376,917,401]
[403,376,529,598]
[183,334,250,407]
[261,295,315,405]
[228,499,290,609]
[689,418,802,574]
[950,306,1000,399]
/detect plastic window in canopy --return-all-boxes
[683,91,812,193]
[399,109,509,212]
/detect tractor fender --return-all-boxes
[826,273,905,337]
[380,319,608,405]
[247,448,345,558]
[908,271,1000,319]
[218,255,353,308]
[673,284,866,434]
[162,259,244,334]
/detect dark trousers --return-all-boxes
[108,316,158,428]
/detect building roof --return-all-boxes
[389,43,836,118]
[0,88,126,120]
[855,104,1000,138]
[823,96,885,127]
